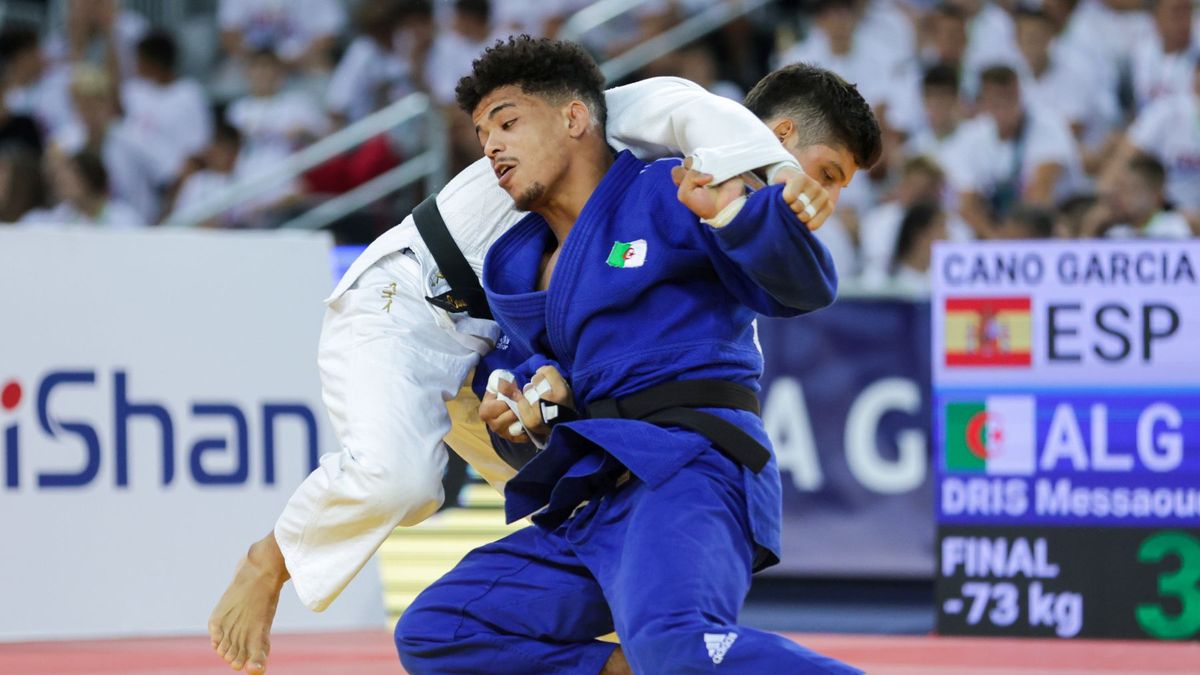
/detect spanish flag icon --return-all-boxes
[944,297,1032,367]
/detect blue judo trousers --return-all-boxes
[396,152,862,674]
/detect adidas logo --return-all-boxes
[703,632,738,664]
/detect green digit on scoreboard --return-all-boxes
[1135,532,1200,640]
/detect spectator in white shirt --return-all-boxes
[1131,0,1198,108]
[943,65,1081,238]
[167,120,243,227]
[55,65,161,223]
[888,6,968,148]
[1058,0,1155,84]
[21,149,144,227]
[121,32,213,187]
[44,0,149,78]
[1085,154,1193,238]
[1013,5,1119,173]
[327,0,425,128]
[860,155,947,288]
[430,0,497,171]
[427,0,494,106]
[902,62,965,159]
[1109,59,1200,227]
[1,25,75,140]
[227,48,329,224]
[888,199,948,294]
[777,0,899,109]
[219,0,346,73]
[946,0,1022,96]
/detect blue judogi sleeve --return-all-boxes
[698,184,839,317]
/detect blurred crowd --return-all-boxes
[0,0,1196,290]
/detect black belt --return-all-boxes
[577,379,770,473]
[412,194,493,320]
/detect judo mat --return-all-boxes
[2,629,1197,674]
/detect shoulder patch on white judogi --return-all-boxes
[704,632,738,664]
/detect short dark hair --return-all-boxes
[893,199,942,268]
[0,25,39,75]
[136,31,178,73]
[249,46,282,63]
[1128,152,1167,191]
[932,3,968,21]
[455,0,491,22]
[455,35,607,129]
[399,0,434,21]
[1004,204,1054,239]
[213,119,242,148]
[1014,4,1053,22]
[72,151,109,195]
[744,62,883,170]
[922,62,960,95]
[814,0,857,13]
[980,65,1019,89]
[902,155,946,183]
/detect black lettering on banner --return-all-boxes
[1094,304,1132,362]
[1142,303,1180,363]
[1047,304,1082,363]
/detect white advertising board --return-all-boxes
[0,227,384,640]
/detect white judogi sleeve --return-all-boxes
[605,76,799,184]
[275,76,796,611]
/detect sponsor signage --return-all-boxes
[932,240,1200,640]
[0,228,384,640]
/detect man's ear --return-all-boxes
[565,100,591,138]
[771,118,794,144]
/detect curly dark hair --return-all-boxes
[744,63,883,170]
[455,35,607,129]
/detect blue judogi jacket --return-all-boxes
[481,150,837,568]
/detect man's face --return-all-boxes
[1156,0,1192,48]
[473,85,574,211]
[922,85,959,133]
[1016,16,1053,64]
[978,82,1023,136]
[247,57,283,97]
[1110,168,1156,220]
[780,132,859,207]
[930,13,967,61]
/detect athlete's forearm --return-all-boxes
[604,76,796,184]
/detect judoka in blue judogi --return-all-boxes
[395,149,862,674]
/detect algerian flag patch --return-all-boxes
[606,239,647,268]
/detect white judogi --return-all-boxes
[273,77,799,611]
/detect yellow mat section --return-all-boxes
[379,483,521,626]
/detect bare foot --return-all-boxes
[601,646,631,675]
[209,533,289,674]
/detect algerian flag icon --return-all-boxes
[944,396,1036,475]
[606,240,647,268]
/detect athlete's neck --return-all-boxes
[537,141,614,244]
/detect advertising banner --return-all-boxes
[932,240,1200,640]
[0,228,384,640]
[758,301,934,578]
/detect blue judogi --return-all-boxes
[396,151,860,674]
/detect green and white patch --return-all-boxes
[606,239,647,268]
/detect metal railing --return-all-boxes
[167,92,444,228]
[599,0,772,82]
[183,0,766,231]
[558,0,648,44]
[278,112,447,230]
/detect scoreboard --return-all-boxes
[932,241,1200,641]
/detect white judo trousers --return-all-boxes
[273,77,799,612]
